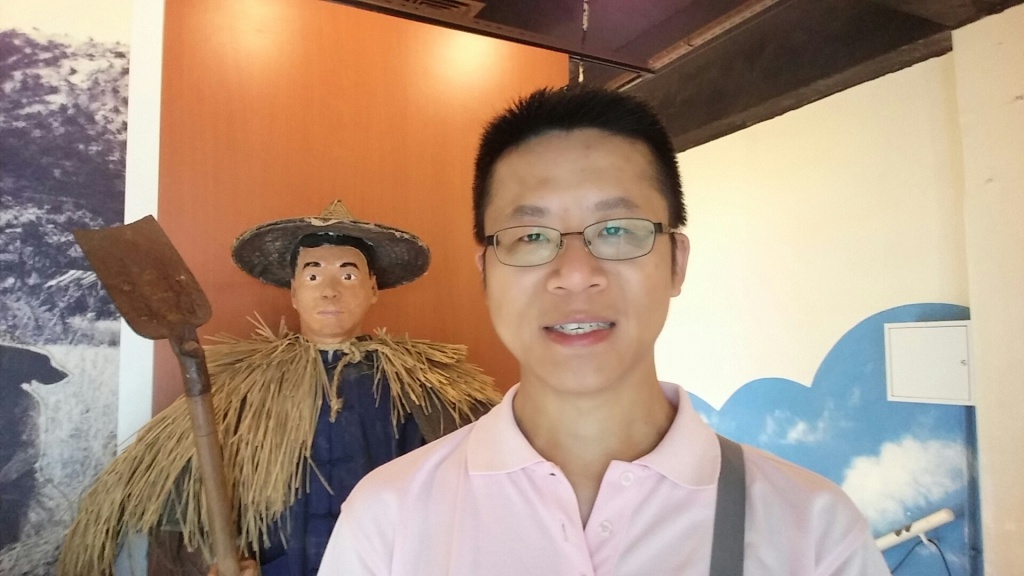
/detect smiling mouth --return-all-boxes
[546,322,615,335]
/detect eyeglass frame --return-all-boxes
[483,218,668,267]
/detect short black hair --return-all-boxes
[289,233,376,280]
[472,86,685,244]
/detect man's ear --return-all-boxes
[475,246,488,289]
[671,233,690,297]
[474,246,486,273]
[369,275,380,304]
[290,283,299,310]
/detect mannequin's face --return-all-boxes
[290,245,378,344]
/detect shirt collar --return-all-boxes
[634,382,720,488]
[467,384,546,474]
[466,382,721,488]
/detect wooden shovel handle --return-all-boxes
[175,335,240,576]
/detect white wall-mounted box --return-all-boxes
[884,320,973,405]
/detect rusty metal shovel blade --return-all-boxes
[72,215,240,576]
[73,215,212,339]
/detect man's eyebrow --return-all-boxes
[339,262,361,270]
[301,261,323,270]
[594,196,641,212]
[507,198,639,220]
[509,204,548,219]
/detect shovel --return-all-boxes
[74,215,240,576]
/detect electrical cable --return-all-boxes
[888,537,953,576]
[889,539,923,573]
[927,538,953,576]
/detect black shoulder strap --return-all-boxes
[710,434,746,576]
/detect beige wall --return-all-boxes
[660,4,1023,570]
[659,54,968,408]
[953,4,1024,573]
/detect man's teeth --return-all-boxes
[549,322,613,335]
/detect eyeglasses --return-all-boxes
[484,218,667,267]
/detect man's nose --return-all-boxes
[546,234,607,293]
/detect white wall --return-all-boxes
[658,54,969,409]
[117,0,164,448]
[953,5,1024,573]
[656,6,1024,571]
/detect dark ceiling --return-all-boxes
[328,0,1023,151]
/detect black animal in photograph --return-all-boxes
[0,344,68,552]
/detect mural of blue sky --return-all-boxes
[688,303,980,576]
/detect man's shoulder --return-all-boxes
[741,444,841,493]
[739,444,888,573]
[740,443,871,540]
[742,444,859,512]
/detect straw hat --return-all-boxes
[232,200,430,289]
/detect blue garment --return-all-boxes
[260,348,423,576]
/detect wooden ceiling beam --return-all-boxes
[626,0,952,152]
[870,0,1024,27]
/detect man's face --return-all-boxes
[290,245,379,344]
[477,128,689,393]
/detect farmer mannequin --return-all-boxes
[59,201,500,576]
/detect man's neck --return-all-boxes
[511,372,676,526]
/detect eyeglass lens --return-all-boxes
[492,218,659,266]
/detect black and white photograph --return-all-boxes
[1,2,129,573]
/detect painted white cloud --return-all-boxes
[847,387,862,407]
[841,436,967,532]
[784,419,827,444]
[759,409,829,445]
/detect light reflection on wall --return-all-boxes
[205,0,300,77]
[430,30,501,88]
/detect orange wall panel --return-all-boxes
[155,0,567,412]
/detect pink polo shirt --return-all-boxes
[318,383,889,575]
